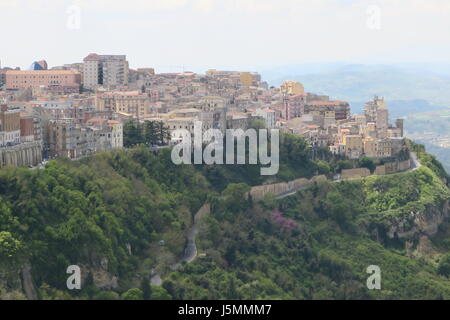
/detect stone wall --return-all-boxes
[248,157,413,201]
[374,165,386,175]
[248,175,327,201]
[375,159,411,176]
[0,141,42,168]
[340,167,371,179]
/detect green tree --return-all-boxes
[93,291,120,300]
[360,157,376,173]
[123,122,144,147]
[222,183,251,214]
[315,160,331,175]
[156,121,171,146]
[438,254,450,277]
[151,286,172,300]
[121,288,144,300]
[0,231,23,268]
[144,121,158,146]
[141,278,152,300]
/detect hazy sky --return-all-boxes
[1,0,450,72]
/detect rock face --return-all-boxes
[80,258,119,290]
[386,200,449,239]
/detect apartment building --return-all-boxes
[83,54,129,90]
[96,91,150,118]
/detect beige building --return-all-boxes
[5,70,81,93]
[343,134,363,158]
[280,81,304,95]
[96,91,150,118]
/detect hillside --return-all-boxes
[0,138,450,300]
[162,144,450,299]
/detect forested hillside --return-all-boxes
[0,136,449,300]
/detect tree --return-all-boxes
[123,122,144,147]
[315,160,331,175]
[121,288,144,300]
[156,121,171,146]
[0,231,23,268]
[248,119,266,130]
[144,121,158,146]
[222,183,251,214]
[360,157,376,173]
[151,286,172,300]
[438,254,450,277]
[336,160,353,172]
[93,291,120,300]
[141,278,152,300]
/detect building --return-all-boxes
[284,94,305,120]
[364,96,386,123]
[280,81,304,95]
[5,70,81,94]
[376,108,389,138]
[20,117,34,143]
[342,134,363,158]
[305,100,350,120]
[95,91,150,118]
[240,72,253,86]
[0,105,21,147]
[28,60,48,70]
[83,54,129,90]
[0,69,7,88]
[86,118,123,150]
[253,108,276,128]
[0,105,42,168]
[47,118,123,159]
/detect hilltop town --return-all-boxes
[0,55,405,167]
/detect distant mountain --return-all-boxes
[262,63,450,106]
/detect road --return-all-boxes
[151,204,207,285]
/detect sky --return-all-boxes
[1,0,450,73]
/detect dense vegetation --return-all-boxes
[0,148,209,299]
[164,163,450,299]
[0,135,449,300]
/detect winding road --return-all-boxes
[151,204,209,285]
